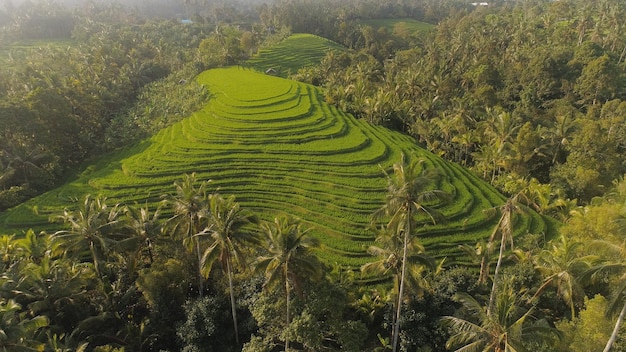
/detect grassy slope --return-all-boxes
[245,33,344,77]
[0,39,74,65]
[358,18,434,34]
[0,66,551,272]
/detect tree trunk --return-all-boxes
[227,256,240,345]
[392,218,410,352]
[285,263,290,352]
[191,214,204,298]
[479,253,489,285]
[603,300,626,352]
[488,227,507,316]
[90,240,102,280]
[196,236,203,298]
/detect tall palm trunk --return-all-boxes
[487,202,514,317]
[392,207,411,352]
[488,223,507,316]
[194,230,204,298]
[392,229,409,352]
[191,214,204,298]
[479,254,489,285]
[90,240,102,280]
[226,256,240,345]
[285,263,290,352]
[604,300,626,352]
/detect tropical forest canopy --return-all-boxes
[0,0,626,351]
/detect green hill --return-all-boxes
[0,67,551,271]
[246,33,345,77]
[0,39,74,65]
[358,18,434,34]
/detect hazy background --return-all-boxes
[0,0,272,22]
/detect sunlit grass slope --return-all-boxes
[246,33,344,77]
[0,67,551,273]
[0,39,74,65]
[358,18,434,34]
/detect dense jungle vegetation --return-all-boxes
[1,0,626,351]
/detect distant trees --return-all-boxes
[304,0,626,204]
[0,4,265,210]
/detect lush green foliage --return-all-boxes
[0,67,549,274]
[246,33,345,77]
[0,3,267,211]
[304,0,626,203]
[1,0,626,350]
[357,18,434,34]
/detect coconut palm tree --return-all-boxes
[459,240,496,285]
[0,147,51,188]
[361,221,434,344]
[199,194,258,346]
[583,239,626,352]
[53,195,124,280]
[373,153,449,352]
[531,234,596,319]
[120,204,162,274]
[362,222,434,299]
[162,173,212,297]
[442,281,558,352]
[255,216,321,352]
[485,193,528,316]
[0,299,49,351]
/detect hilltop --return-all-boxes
[0,66,550,270]
[246,33,345,77]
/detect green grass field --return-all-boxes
[0,66,552,272]
[246,33,345,77]
[0,39,74,65]
[358,18,434,35]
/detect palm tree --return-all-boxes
[0,299,49,351]
[442,281,557,352]
[120,204,162,274]
[485,193,527,316]
[459,240,496,285]
[373,153,449,352]
[362,222,434,299]
[0,147,51,188]
[53,195,124,279]
[14,229,57,264]
[255,216,321,352]
[544,112,577,164]
[199,194,258,346]
[0,234,21,271]
[531,234,596,319]
[583,239,626,352]
[162,173,212,297]
[477,109,520,183]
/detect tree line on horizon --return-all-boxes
[293,0,626,206]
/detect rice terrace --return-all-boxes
[246,33,344,77]
[4,1,626,350]
[0,36,552,273]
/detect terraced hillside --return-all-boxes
[246,33,344,77]
[0,39,74,65]
[359,18,434,34]
[0,67,551,271]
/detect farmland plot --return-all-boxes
[0,67,551,271]
[246,33,344,77]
